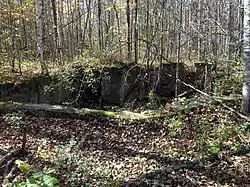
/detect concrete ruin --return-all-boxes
[0,63,211,107]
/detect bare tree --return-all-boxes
[51,0,62,64]
[35,0,47,74]
[175,0,183,98]
[98,0,103,53]
[243,0,250,113]
[0,0,245,80]
[126,0,131,59]
[134,0,138,63]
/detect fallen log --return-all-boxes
[0,149,8,155]
[175,79,250,122]
[0,148,22,169]
[0,101,161,120]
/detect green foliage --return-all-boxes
[58,67,77,93]
[207,140,220,154]
[43,66,77,103]
[8,171,59,187]
[147,90,159,109]
[196,118,245,155]
[43,137,125,186]
[9,111,25,132]
[82,66,100,95]
[241,122,250,133]
[15,159,35,175]
[49,137,91,186]
[214,61,242,96]
[3,110,26,134]
[43,57,101,105]
[168,118,183,138]
[214,74,242,96]
[196,119,212,153]
[7,159,59,187]
[175,97,189,106]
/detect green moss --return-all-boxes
[79,109,116,118]
[0,101,162,120]
[103,111,116,117]
[0,101,22,108]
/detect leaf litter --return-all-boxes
[0,102,249,186]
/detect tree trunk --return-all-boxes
[51,0,62,64]
[35,0,48,74]
[126,0,131,59]
[82,0,91,50]
[175,0,183,98]
[98,0,103,53]
[228,2,235,76]
[134,0,138,63]
[243,0,250,114]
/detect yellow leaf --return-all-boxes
[38,151,49,158]
[15,159,35,175]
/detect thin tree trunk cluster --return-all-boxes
[0,0,244,69]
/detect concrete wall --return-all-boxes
[0,63,210,106]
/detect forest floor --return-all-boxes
[0,98,250,186]
[0,62,59,84]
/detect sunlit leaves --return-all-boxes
[15,159,35,175]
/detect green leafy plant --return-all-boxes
[207,139,220,154]
[9,111,25,132]
[168,118,183,138]
[196,117,246,155]
[46,136,125,186]
[43,59,101,106]
[3,111,27,150]
[214,61,242,96]
[147,90,159,109]
[43,67,76,104]
[7,160,59,187]
[9,172,59,187]
[15,160,35,175]
[196,119,218,154]
[172,97,200,114]
[49,137,92,186]
[241,122,250,133]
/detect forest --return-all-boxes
[0,0,249,186]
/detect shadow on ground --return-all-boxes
[1,114,250,186]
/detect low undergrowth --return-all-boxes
[0,97,249,186]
